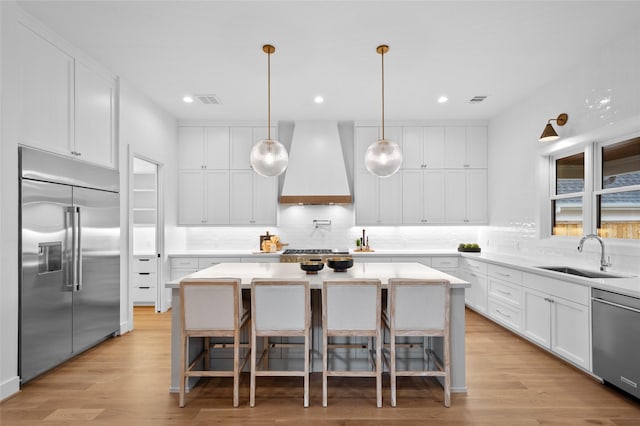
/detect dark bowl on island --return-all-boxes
[300,259,324,274]
[326,257,354,272]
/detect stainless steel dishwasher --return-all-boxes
[592,288,640,398]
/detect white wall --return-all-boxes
[0,2,178,399]
[483,24,640,275]
[0,0,22,400]
[119,79,178,319]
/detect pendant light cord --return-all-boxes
[381,48,385,141]
[267,49,271,141]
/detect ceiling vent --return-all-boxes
[469,95,488,104]
[195,94,222,105]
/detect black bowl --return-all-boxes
[300,260,324,274]
[326,257,354,272]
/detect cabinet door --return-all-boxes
[178,171,204,224]
[551,297,590,369]
[230,127,254,170]
[401,127,423,169]
[18,24,73,155]
[444,127,467,168]
[205,127,230,169]
[423,127,445,168]
[444,170,467,223]
[229,171,254,224]
[178,127,205,169]
[356,170,379,225]
[355,127,380,172]
[205,171,230,224]
[379,172,403,224]
[466,126,488,168]
[252,174,278,225]
[471,272,488,314]
[402,170,423,224]
[466,169,487,223]
[423,170,444,223]
[74,61,115,168]
[523,287,551,348]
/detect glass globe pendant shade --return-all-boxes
[365,139,402,177]
[250,138,288,177]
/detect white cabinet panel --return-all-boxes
[378,172,403,224]
[356,170,401,225]
[402,126,445,169]
[551,297,590,369]
[74,61,115,168]
[444,127,467,168]
[402,169,444,224]
[252,174,278,225]
[402,127,424,169]
[205,127,230,169]
[423,127,446,169]
[423,170,445,223]
[355,171,378,224]
[229,171,253,224]
[466,126,488,168]
[178,127,205,169]
[355,127,379,172]
[523,287,552,348]
[170,258,198,269]
[230,127,253,170]
[178,171,204,225]
[205,171,230,224]
[445,170,467,223]
[18,23,73,156]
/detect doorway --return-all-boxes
[131,156,165,311]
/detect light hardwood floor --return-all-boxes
[1,307,638,425]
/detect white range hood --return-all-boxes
[280,121,352,204]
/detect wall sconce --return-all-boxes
[539,113,568,142]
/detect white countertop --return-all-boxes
[461,252,640,298]
[165,261,469,290]
[167,249,459,257]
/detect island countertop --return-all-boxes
[165,262,470,289]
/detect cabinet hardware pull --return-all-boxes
[497,272,511,277]
[139,259,150,262]
[139,272,150,275]
[496,289,512,296]
[139,286,150,289]
[592,297,640,314]
[496,309,511,318]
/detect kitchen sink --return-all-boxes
[535,266,630,279]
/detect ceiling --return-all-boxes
[16,1,640,123]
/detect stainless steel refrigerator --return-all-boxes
[19,147,120,383]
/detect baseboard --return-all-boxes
[1,376,20,401]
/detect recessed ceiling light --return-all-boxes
[314,96,324,104]
[437,96,448,104]
[183,95,194,103]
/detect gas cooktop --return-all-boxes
[282,249,348,255]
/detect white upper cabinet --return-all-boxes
[355,170,402,225]
[444,126,487,168]
[178,127,229,170]
[445,169,488,224]
[18,23,73,157]
[230,127,272,170]
[18,23,117,169]
[229,171,277,225]
[402,169,444,224]
[402,127,445,169]
[74,60,116,168]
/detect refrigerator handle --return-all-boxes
[65,207,75,289]
[76,207,83,291]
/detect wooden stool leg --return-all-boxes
[304,328,310,408]
[376,333,382,408]
[250,330,257,407]
[322,333,328,407]
[179,335,187,408]
[390,333,397,407]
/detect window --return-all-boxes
[551,152,585,236]
[596,137,640,239]
[550,136,640,240]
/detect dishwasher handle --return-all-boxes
[592,297,640,314]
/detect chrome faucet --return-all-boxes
[577,234,612,271]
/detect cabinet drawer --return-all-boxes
[198,257,240,269]
[132,286,156,303]
[462,258,487,274]
[171,269,198,281]
[133,256,157,272]
[488,278,521,307]
[432,257,459,269]
[132,272,156,287]
[170,257,198,269]
[488,264,522,283]
[522,273,589,306]
[488,298,521,331]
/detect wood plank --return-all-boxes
[1,307,639,424]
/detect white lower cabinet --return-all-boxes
[132,256,158,306]
[487,264,522,331]
[522,272,590,370]
[459,258,487,313]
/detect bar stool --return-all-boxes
[322,279,382,407]
[179,278,250,408]
[383,278,451,407]
[250,279,311,407]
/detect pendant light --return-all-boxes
[365,44,402,177]
[250,44,288,177]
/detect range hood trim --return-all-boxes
[279,195,353,204]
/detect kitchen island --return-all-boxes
[165,262,470,394]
